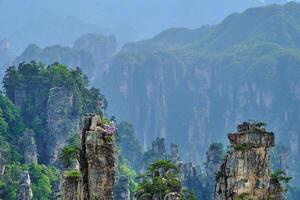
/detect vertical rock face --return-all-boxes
[46,87,80,165]
[152,137,167,159]
[62,176,81,200]
[170,144,180,164]
[205,143,224,199]
[80,114,115,200]
[17,171,33,200]
[22,129,38,164]
[114,176,130,200]
[214,122,284,200]
[0,150,5,175]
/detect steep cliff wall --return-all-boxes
[103,3,300,182]
[214,122,284,200]
[46,87,80,165]
[80,114,115,200]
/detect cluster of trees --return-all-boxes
[0,61,108,199]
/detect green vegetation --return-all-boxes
[3,61,106,162]
[3,61,106,130]
[232,143,251,151]
[0,163,59,200]
[0,92,25,163]
[60,134,80,168]
[271,169,292,183]
[116,121,143,170]
[237,192,255,200]
[119,162,139,196]
[135,160,194,200]
[64,170,81,178]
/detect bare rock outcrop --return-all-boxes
[214,122,284,200]
[80,114,115,200]
[17,171,33,200]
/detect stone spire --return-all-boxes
[17,171,33,200]
[214,122,284,200]
[80,114,115,200]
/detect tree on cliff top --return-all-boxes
[135,160,196,200]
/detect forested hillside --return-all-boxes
[103,2,300,183]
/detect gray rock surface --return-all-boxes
[22,129,38,164]
[17,171,33,200]
[80,114,115,200]
[46,87,80,165]
[214,122,284,200]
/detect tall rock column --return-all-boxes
[17,171,33,200]
[214,122,284,200]
[0,150,5,175]
[80,114,115,200]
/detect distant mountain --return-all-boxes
[0,0,295,53]
[102,2,300,184]
[15,33,117,84]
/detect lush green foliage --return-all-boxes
[116,121,143,170]
[2,61,106,162]
[0,92,25,163]
[135,160,194,200]
[0,163,59,200]
[64,169,81,178]
[60,134,80,168]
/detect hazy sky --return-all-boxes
[0,0,294,52]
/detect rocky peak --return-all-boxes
[152,137,167,159]
[170,144,180,164]
[228,121,275,148]
[17,171,33,200]
[214,122,284,200]
[22,129,38,164]
[79,114,115,200]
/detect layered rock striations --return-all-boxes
[214,122,284,200]
[17,171,33,200]
[80,114,115,200]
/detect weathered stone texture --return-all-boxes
[152,137,167,159]
[62,176,81,200]
[214,122,284,200]
[22,129,38,164]
[17,171,33,200]
[46,86,80,165]
[80,114,115,200]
